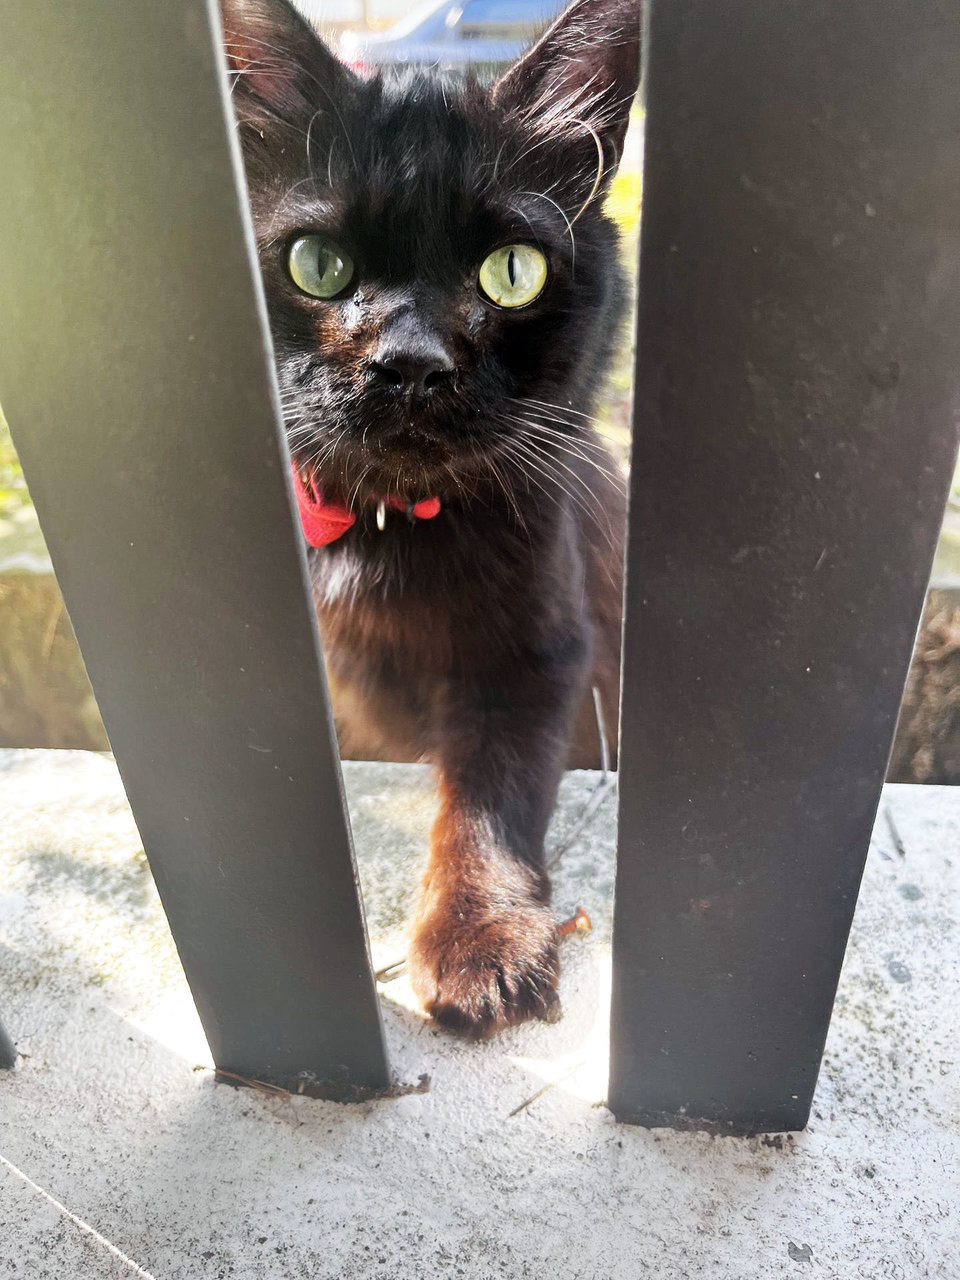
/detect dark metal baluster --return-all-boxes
[611,0,960,1132]
[0,0,390,1095]
[0,1019,15,1070]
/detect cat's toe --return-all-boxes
[409,906,560,1039]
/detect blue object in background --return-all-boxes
[338,0,566,72]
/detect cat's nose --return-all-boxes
[367,338,456,398]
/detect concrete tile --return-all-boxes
[0,751,957,1279]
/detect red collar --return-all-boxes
[291,466,441,548]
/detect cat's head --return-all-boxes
[221,0,640,509]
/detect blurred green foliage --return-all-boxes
[0,409,31,519]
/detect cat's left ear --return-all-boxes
[219,0,356,123]
[492,0,641,168]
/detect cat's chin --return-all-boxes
[293,456,444,507]
[295,429,487,503]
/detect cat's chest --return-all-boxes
[308,523,563,674]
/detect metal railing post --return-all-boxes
[611,0,960,1132]
[0,1019,15,1070]
[0,0,390,1096]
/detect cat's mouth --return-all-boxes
[291,437,460,509]
[289,405,489,502]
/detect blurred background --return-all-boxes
[1,0,957,776]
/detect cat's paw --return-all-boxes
[408,903,561,1039]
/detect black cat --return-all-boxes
[221,0,640,1036]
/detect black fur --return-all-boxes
[222,0,640,1036]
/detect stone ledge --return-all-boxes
[0,750,958,1279]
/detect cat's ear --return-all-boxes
[492,0,640,168]
[219,0,355,122]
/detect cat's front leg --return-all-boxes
[409,640,589,1037]
[410,791,562,1037]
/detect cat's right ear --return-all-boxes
[492,0,640,169]
[219,0,355,123]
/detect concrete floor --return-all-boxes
[0,749,957,1279]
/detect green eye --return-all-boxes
[478,244,548,308]
[287,235,354,299]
